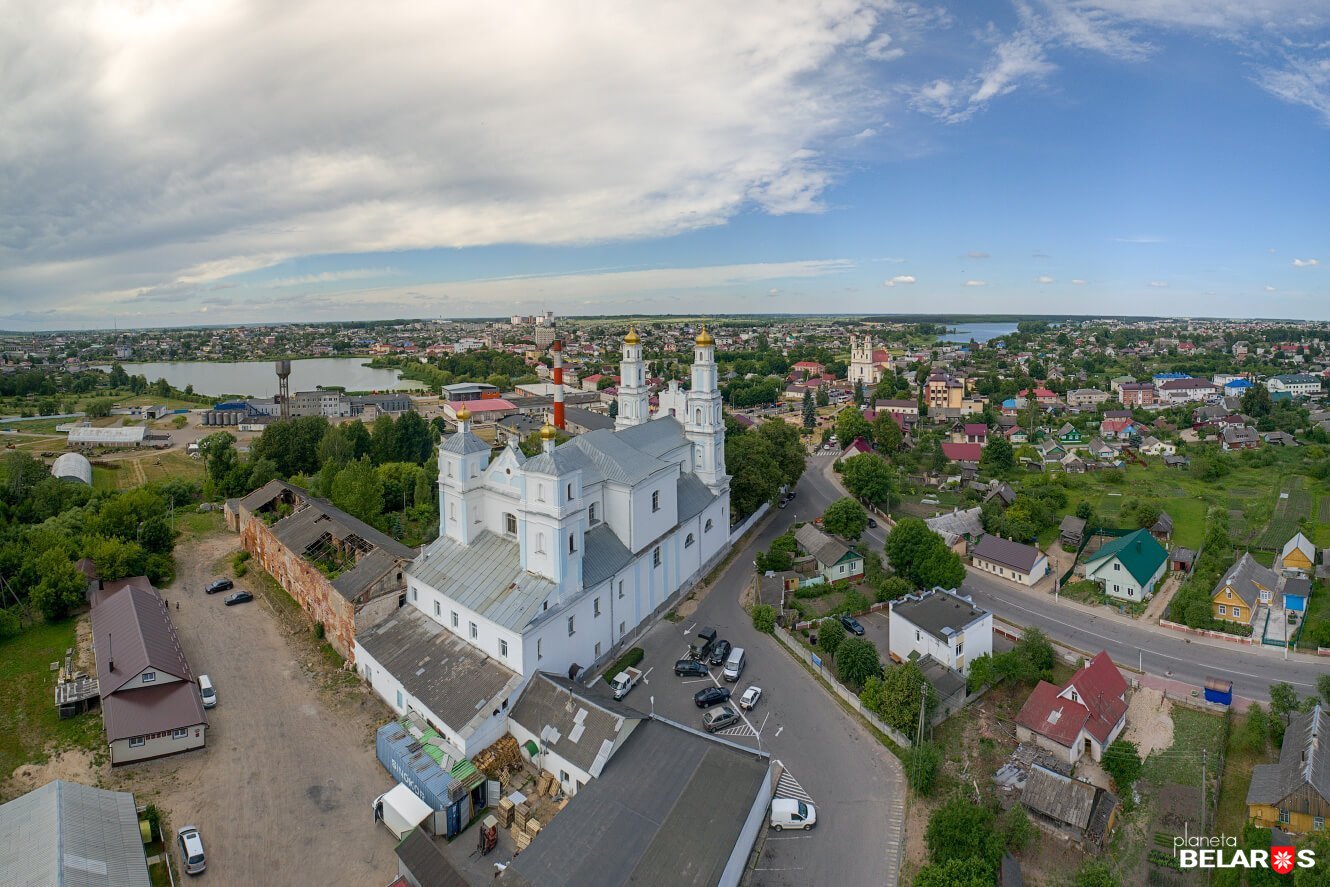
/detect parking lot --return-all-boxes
[131,533,396,884]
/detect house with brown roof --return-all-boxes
[1210,553,1278,626]
[1015,651,1128,764]
[970,535,1049,587]
[1247,705,1330,834]
[90,581,207,765]
[795,523,865,583]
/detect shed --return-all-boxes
[1059,515,1086,548]
[50,452,93,485]
[1020,765,1118,846]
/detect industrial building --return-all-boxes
[67,425,148,448]
[0,780,152,886]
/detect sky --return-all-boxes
[2,1,1329,330]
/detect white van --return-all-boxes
[770,798,816,830]
[722,647,746,682]
[198,675,216,709]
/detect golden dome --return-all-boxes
[539,421,558,441]
[456,405,472,422]
[695,325,714,346]
[624,325,641,345]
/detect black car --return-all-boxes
[708,639,733,667]
[693,686,732,708]
[675,659,709,677]
[867,518,878,528]
[205,578,233,595]
[840,615,865,636]
[223,591,254,606]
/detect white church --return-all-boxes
[355,327,732,756]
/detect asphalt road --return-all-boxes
[625,452,904,887]
[801,458,1326,703]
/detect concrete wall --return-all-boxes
[111,723,206,765]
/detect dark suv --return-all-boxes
[675,659,709,678]
[205,578,233,595]
[708,639,733,667]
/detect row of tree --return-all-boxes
[723,418,806,520]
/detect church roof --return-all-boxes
[441,429,492,456]
[676,473,716,523]
[569,429,677,486]
[613,415,690,458]
[408,532,557,632]
[583,524,635,589]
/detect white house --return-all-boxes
[1015,651,1129,765]
[355,328,732,760]
[1266,374,1322,397]
[888,587,992,675]
[1082,529,1169,602]
[970,535,1049,587]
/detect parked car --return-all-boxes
[198,675,216,709]
[738,686,763,710]
[786,490,796,500]
[840,615,865,636]
[778,499,789,509]
[674,659,709,678]
[702,705,740,733]
[204,578,233,594]
[694,686,732,708]
[770,798,816,831]
[223,590,254,606]
[866,518,878,528]
[708,639,733,667]
[177,826,207,875]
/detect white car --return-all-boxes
[738,686,763,710]
[177,825,206,875]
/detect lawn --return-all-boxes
[1141,706,1228,789]
[175,507,226,540]
[1256,476,1314,549]
[1296,579,1330,651]
[0,620,105,791]
[1215,716,1271,836]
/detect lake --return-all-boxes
[103,358,428,398]
[939,323,1019,344]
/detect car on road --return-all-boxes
[693,686,732,708]
[205,578,233,594]
[702,705,740,733]
[674,659,709,678]
[785,490,795,500]
[866,518,878,528]
[778,498,789,509]
[770,798,816,831]
[224,590,254,606]
[177,825,207,875]
[198,675,216,709]
[708,639,733,667]
[840,615,865,636]
[738,686,763,710]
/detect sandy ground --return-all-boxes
[1143,574,1182,624]
[1122,687,1175,758]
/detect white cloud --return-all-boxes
[883,275,917,287]
[966,251,991,259]
[1255,55,1330,124]
[909,30,1055,122]
[1293,258,1321,267]
[1265,285,1277,291]
[1149,280,1169,287]
[1071,278,1087,284]
[964,279,987,287]
[0,1,890,316]
[266,268,397,288]
[1037,275,1054,284]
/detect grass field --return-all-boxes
[1215,711,1271,835]
[0,620,105,789]
[1141,706,1228,788]
[1297,581,1330,651]
[90,450,206,491]
[1256,476,1315,549]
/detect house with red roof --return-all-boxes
[940,442,983,463]
[841,437,874,458]
[791,361,825,380]
[951,423,988,444]
[1015,651,1129,765]
[1020,387,1058,405]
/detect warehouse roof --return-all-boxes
[509,673,645,777]
[0,780,151,887]
[51,451,92,485]
[67,425,147,444]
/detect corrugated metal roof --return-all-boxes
[795,523,853,567]
[91,584,192,695]
[358,607,521,742]
[582,524,633,590]
[331,548,402,603]
[510,673,644,776]
[613,415,689,458]
[0,780,151,887]
[440,429,492,456]
[51,452,92,485]
[408,532,556,633]
[67,425,147,444]
[569,430,675,486]
[675,473,715,523]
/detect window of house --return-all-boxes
[172,728,188,739]
[651,490,660,512]
[617,580,624,600]
[619,621,625,636]
[129,736,145,748]
[567,616,576,636]
[500,639,508,657]
[915,630,920,642]
[955,642,963,657]
[560,770,570,784]
[469,622,478,639]
[447,462,453,478]
[685,533,695,548]
[1233,607,1242,619]
[569,533,576,553]
[1113,562,1120,571]
[411,587,417,601]
[705,519,713,532]
[653,547,661,567]
[1280,809,1290,824]
[448,502,456,521]
[1316,816,1325,831]
[595,641,602,657]
[1070,690,1078,702]
[594,598,601,617]
[536,533,546,553]
[434,601,441,617]
[537,484,546,502]
[505,512,517,535]
[451,611,458,628]
[538,639,543,660]
[142,671,156,683]
[1217,604,1227,615]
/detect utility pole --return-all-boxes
[1200,748,1207,833]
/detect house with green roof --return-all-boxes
[1083,529,1169,602]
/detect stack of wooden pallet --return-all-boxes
[473,734,523,776]
[536,772,559,798]
[496,797,515,828]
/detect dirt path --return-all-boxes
[1143,574,1181,624]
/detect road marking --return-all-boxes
[680,677,712,685]
[683,622,696,635]
[719,722,757,737]
[774,725,784,738]
[775,770,814,804]
[642,666,653,683]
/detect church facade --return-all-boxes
[355,328,732,754]
[848,334,886,387]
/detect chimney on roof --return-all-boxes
[107,633,114,672]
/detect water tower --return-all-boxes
[275,360,291,421]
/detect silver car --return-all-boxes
[177,825,206,875]
[702,705,740,733]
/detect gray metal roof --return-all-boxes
[67,425,147,444]
[612,415,690,458]
[1214,552,1279,609]
[239,480,416,560]
[1247,705,1330,807]
[568,429,677,486]
[357,606,522,742]
[795,523,855,567]
[563,406,615,432]
[440,428,492,455]
[675,472,716,523]
[51,452,92,485]
[523,441,599,479]
[972,534,1044,573]
[509,673,645,776]
[926,507,984,540]
[408,532,556,633]
[503,717,769,887]
[0,780,151,887]
[330,548,402,603]
[582,524,634,589]
[891,588,990,643]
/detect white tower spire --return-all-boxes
[615,324,650,429]
[685,325,727,494]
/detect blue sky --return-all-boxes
[2,1,1328,328]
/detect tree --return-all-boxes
[83,536,148,581]
[913,857,996,887]
[818,618,846,658]
[884,518,935,586]
[343,419,372,460]
[331,457,384,526]
[85,397,115,418]
[370,414,399,465]
[966,653,997,693]
[1102,738,1142,791]
[1235,704,1271,755]
[823,497,868,539]
[1072,860,1119,887]
[393,411,434,464]
[1002,804,1036,852]
[1075,500,1096,522]
[924,797,1003,873]
[802,389,816,430]
[138,516,173,555]
[1242,383,1273,418]
[816,386,829,407]
[861,660,931,735]
[979,435,1014,473]
[757,420,807,488]
[842,454,894,507]
[1319,674,1330,707]
[30,550,89,620]
[1271,682,1301,724]
[751,604,777,634]
[835,408,872,448]
[853,381,864,405]
[317,424,355,469]
[726,430,782,519]
[917,544,966,589]
[835,637,882,688]
[904,741,942,794]
[872,410,904,454]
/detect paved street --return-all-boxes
[623,451,904,886]
[802,458,1325,703]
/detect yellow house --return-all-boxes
[1209,553,1278,625]
[1248,706,1330,833]
[1279,532,1316,574]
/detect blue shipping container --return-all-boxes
[375,721,478,838]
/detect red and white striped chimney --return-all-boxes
[552,340,566,430]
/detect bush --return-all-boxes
[1102,739,1142,791]
[834,637,882,689]
[1002,804,1036,852]
[904,742,941,795]
[602,647,645,685]
[818,618,847,657]
[924,797,1003,874]
[751,604,777,634]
